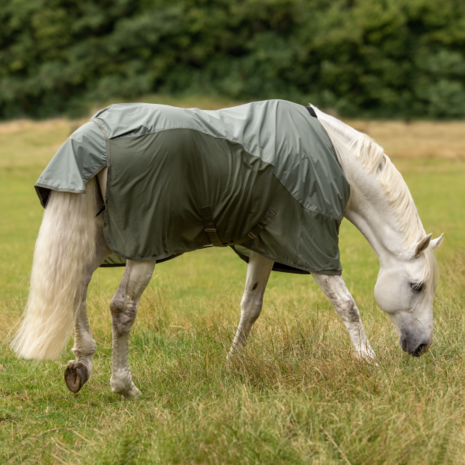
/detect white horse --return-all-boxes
[11,106,443,398]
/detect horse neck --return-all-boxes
[341,153,408,265]
[314,109,424,266]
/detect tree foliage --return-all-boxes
[1,0,465,118]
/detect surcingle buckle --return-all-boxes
[201,205,226,247]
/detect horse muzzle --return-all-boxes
[399,334,431,357]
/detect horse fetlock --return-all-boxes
[360,346,376,358]
[71,340,97,359]
[110,370,140,398]
[354,343,377,362]
[123,384,142,399]
[64,360,90,393]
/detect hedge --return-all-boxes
[1,0,465,119]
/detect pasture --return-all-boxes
[1,98,465,464]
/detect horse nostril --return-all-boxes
[413,343,428,357]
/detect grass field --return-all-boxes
[1,97,465,464]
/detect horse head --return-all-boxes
[374,233,444,356]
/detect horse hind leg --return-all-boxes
[229,251,274,357]
[109,259,156,398]
[64,214,111,393]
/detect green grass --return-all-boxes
[1,102,465,464]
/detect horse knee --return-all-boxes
[241,296,263,324]
[110,296,138,335]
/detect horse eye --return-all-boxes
[410,282,424,293]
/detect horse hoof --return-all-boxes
[64,361,89,393]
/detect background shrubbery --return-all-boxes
[1,0,465,119]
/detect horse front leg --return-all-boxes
[312,273,376,360]
[229,251,274,357]
[65,219,111,393]
[110,259,156,398]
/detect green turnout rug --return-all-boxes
[35,100,349,275]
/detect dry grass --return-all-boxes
[349,120,465,161]
[1,97,464,169]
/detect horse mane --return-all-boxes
[348,134,436,285]
[348,134,425,247]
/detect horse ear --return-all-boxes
[414,233,432,257]
[430,233,444,251]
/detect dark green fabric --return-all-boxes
[35,100,350,275]
[104,133,345,274]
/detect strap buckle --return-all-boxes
[231,207,277,246]
[201,205,226,247]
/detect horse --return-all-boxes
[11,101,443,398]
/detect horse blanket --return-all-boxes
[35,100,350,275]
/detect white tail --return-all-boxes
[11,179,98,360]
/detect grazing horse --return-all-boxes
[11,101,443,398]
